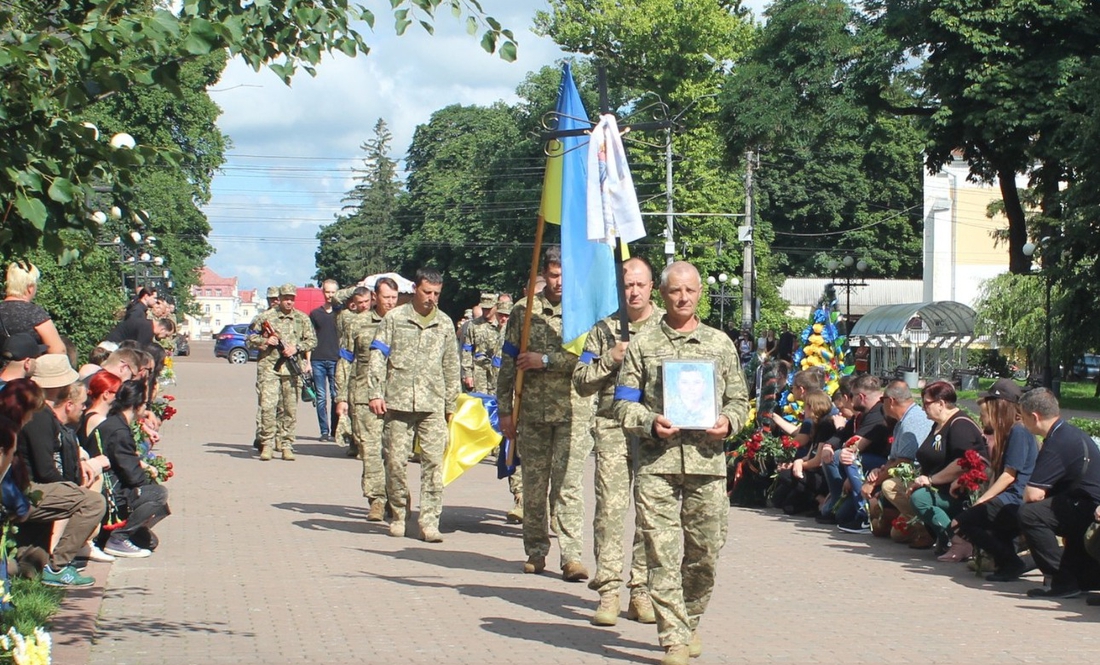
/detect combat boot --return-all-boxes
[591,592,620,626]
[689,631,702,658]
[506,494,523,524]
[420,527,443,543]
[661,645,690,665]
[561,561,589,582]
[366,500,385,522]
[281,447,295,461]
[259,446,273,461]
[388,521,405,538]
[627,592,656,624]
[523,555,546,574]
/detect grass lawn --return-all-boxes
[953,378,1100,417]
[2,576,63,638]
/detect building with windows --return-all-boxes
[183,267,263,339]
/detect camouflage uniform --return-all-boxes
[367,302,460,534]
[467,317,500,394]
[251,287,279,450]
[333,306,371,450]
[613,316,748,648]
[497,292,593,568]
[573,306,663,598]
[350,308,387,504]
[247,289,317,456]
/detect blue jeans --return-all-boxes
[822,451,888,523]
[310,360,337,436]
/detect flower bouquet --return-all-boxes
[728,428,799,508]
[0,626,51,665]
[158,356,176,386]
[955,449,990,575]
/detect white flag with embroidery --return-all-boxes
[586,114,646,245]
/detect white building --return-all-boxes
[183,267,260,339]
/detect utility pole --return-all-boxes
[740,150,755,332]
[664,128,675,266]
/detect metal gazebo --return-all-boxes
[848,302,978,381]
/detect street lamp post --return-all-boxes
[706,273,740,332]
[826,255,868,335]
[1023,240,1054,390]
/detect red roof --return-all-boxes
[191,267,239,298]
[239,289,256,304]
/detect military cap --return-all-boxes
[479,292,497,308]
[278,283,297,297]
[266,286,279,299]
[496,301,514,315]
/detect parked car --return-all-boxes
[1071,353,1100,381]
[175,335,190,357]
[214,324,258,364]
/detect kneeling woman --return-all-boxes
[94,380,170,558]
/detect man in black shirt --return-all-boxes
[102,316,174,347]
[308,280,341,442]
[828,375,892,532]
[1018,388,1100,598]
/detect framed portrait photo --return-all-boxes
[662,359,719,430]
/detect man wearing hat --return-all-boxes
[248,284,316,461]
[0,333,44,387]
[18,355,105,586]
[249,287,281,451]
[461,294,496,391]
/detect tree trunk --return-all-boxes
[1000,168,1031,275]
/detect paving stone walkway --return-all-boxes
[84,344,1100,664]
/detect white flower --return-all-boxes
[109,132,136,149]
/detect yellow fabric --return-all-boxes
[443,394,503,486]
[563,331,587,357]
[539,139,564,225]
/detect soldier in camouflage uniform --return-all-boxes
[248,283,317,461]
[348,277,400,521]
[613,262,748,665]
[573,257,663,627]
[461,293,495,391]
[497,246,594,582]
[367,269,459,543]
[333,287,372,456]
[252,286,280,451]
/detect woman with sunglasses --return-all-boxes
[907,380,988,554]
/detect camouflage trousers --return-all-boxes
[508,466,523,498]
[635,472,728,647]
[589,417,647,595]
[472,365,493,395]
[383,409,446,531]
[518,418,593,567]
[352,402,386,502]
[257,373,299,452]
[334,361,353,447]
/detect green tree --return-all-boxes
[864,0,1097,274]
[719,0,925,280]
[0,0,517,258]
[972,272,1053,375]
[316,119,403,285]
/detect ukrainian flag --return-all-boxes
[541,63,619,356]
[442,393,503,486]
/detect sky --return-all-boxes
[203,0,768,294]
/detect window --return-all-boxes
[204,304,210,313]
[215,304,221,312]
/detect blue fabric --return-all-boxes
[491,356,501,368]
[614,385,642,403]
[310,360,337,436]
[339,348,355,362]
[501,340,520,359]
[462,343,474,352]
[1001,422,1039,504]
[474,352,487,360]
[579,350,598,365]
[370,339,391,358]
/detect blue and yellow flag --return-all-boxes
[443,393,503,486]
[540,63,620,355]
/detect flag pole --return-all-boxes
[509,212,547,466]
[614,238,629,343]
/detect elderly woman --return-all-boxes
[908,380,988,554]
[1,262,65,354]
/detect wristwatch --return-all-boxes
[541,354,550,369]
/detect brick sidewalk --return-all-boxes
[84,348,1100,664]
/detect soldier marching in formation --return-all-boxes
[252,253,748,665]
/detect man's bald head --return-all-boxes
[660,261,701,289]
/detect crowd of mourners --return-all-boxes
[759,364,1100,600]
[0,262,175,593]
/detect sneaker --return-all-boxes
[41,565,94,587]
[837,520,871,534]
[104,536,152,559]
[986,560,1029,582]
[83,544,116,563]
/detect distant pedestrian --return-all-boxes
[308,279,341,442]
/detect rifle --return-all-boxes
[261,320,318,404]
